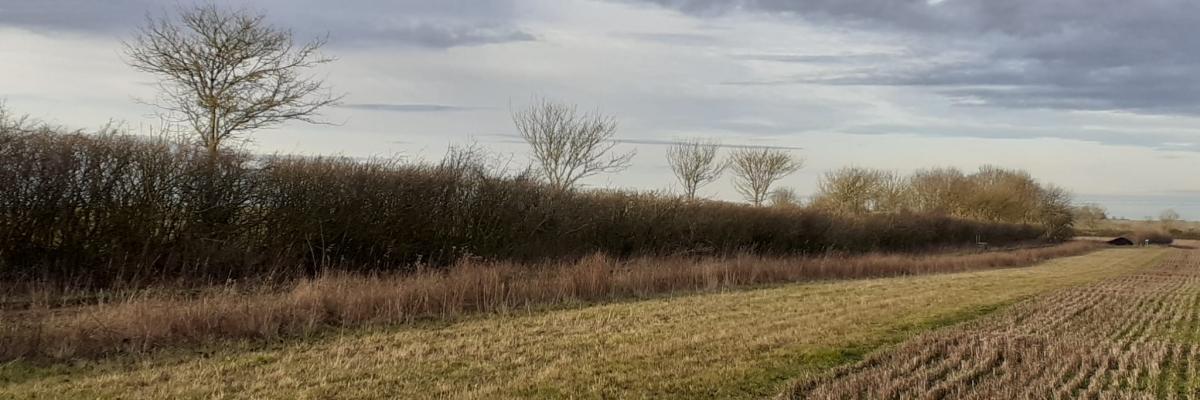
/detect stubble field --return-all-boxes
[789,248,1200,399]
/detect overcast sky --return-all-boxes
[2,0,1199,219]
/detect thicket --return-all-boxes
[0,122,1047,285]
[811,166,1075,240]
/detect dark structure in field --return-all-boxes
[1107,237,1134,246]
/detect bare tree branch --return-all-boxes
[512,97,635,191]
[667,138,725,200]
[124,4,342,156]
[768,187,802,208]
[812,167,909,215]
[729,147,803,206]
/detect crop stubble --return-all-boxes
[790,249,1200,399]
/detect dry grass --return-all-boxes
[0,242,1098,362]
[0,247,1164,399]
[786,248,1200,399]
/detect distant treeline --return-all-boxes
[810,166,1074,240]
[1072,205,1188,241]
[0,123,1048,285]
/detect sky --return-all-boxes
[2,0,1199,219]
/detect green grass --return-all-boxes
[0,248,1167,399]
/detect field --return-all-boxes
[1078,218,1200,240]
[3,3,1191,399]
[789,247,1200,399]
[0,247,1167,399]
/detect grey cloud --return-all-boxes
[0,0,535,48]
[338,103,485,113]
[619,32,719,46]
[842,121,1200,152]
[733,52,899,64]
[474,133,525,145]
[627,0,942,28]
[470,134,803,150]
[611,138,802,150]
[0,0,146,33]
[355,23,534,48]
[630,0,1200,116]
[612,93,854,137]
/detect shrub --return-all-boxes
[1132,230,1174,245]
[813,165,1075,240]
[0,125,1048,286]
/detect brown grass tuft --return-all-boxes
[0,242,1098,362]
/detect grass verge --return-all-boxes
[1,242,1097,362]
[0,247,1166,399]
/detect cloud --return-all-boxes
[618,32,719,46]
[732,52,899,64]
[627,0,1200,116]
[0,0,536,49]
[333,22,535,48]
[473,135,803,150]
[840,119,1200,153]
[338,103,485,113]
[611,138,803,150]
[0,0,148,33]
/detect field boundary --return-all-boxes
[0,242,1102,363]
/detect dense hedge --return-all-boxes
[0,127,1045,284]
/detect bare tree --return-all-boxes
[1037,184,1075,241]
[729,147,803,206]
[812,167,911,215]
[667,138,724,200]
[0,102,35,134]
[909,167,970,216]
[768,187,802,208]
[812,167,885,215]
[124,4,340,156]
[1160,208,1181,230]
[512,98,635,191]
[1071,203,1107,230]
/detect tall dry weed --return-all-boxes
[0,242,1098,361]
